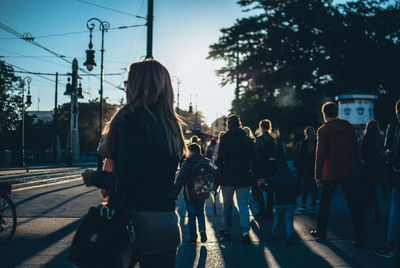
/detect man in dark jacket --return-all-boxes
[375,99,400,258]
[310,101,365,247]
[215,115,257,244]
[254,119,279,218]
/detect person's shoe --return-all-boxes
[218,229,231,242]
[298,206,306,211]
[375,244,395,258]
[310,230,326,240]
[241,233,250,245]
[352,239,364,248]
[286,238,294,246]
[200,231,207,243]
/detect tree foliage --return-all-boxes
[208,0,400,142]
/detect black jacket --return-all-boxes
[385,121,400,169]
[296,138,316,179]
[215,128,256,187]
[174,154,210,203]
[92,108,179,211]
[270,170,302,205]
[255,133,278,179]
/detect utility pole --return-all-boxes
[53,72,58,163]
[146,0,154,59]
[67,59,80,164]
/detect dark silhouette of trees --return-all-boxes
[208,0,400,142]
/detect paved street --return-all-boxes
[0,171,398,267]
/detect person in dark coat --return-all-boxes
[296,126,318,213]
[254,119,279,218]
[215,115,257,244]
[375,99,400,259]
[268,161,302,246]
[360,120,384,222]
[81,60,187,268]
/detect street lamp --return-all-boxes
[21,76,32,167]
[85,18,110,170]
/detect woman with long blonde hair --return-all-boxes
[82,59,187,267]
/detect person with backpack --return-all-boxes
[175,143,214,244]
[254,119,279,218]
[267,161,302,246]
[215,115,257,245]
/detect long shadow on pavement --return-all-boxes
[1,218,81,267]
[14,183,84,207]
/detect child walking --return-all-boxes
[175,143,211,244]
[268,161,302,246]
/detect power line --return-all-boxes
[0,22,124,91]
[14,70,124,76]
[6,62,66,86]
[0,24,145,40]
[73,0,147,19]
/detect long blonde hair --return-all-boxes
[125,59,187,157]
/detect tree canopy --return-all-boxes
[208,0,400,142]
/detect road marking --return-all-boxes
[13,178,83,192]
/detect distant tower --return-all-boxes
[335,89,378,140]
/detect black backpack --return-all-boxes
[186,160,215,201]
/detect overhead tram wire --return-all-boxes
[73,0,147,19]
[6,62,66,86]
[0,24,145,40]
[0,22,125,91]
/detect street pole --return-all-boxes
[146,0,154,59]
[21,76,32,167]
[53,72,58,163]
[85,18,110,170]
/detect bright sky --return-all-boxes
[0,0,254,125]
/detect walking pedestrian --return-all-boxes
[82,59,187,268]
[212,131,225,166]
[375,99,400,259]
[206,138,217,161]
[269,161,302,246]
[215,115,257,244]
[360,120,384,222]
[175,143,210,244]
[310,101,365,247]
[243,126,255,141]
[254,119,279,218]
[296,126,318,213]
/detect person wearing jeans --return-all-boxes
[221,186,251,235]
[215,115,257,245]
[186,200,206,242]
[175,143,210,244]
[271,205,297,242]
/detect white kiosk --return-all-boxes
[335,90,378,140]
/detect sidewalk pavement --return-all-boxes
[0,162,97,175]
[3,187,398,267]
